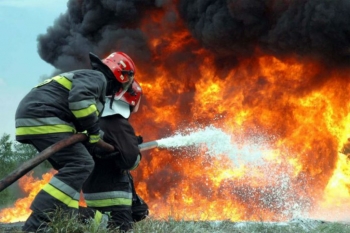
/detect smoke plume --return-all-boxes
[38,0,350,73]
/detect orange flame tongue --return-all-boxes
[0,171,55,223]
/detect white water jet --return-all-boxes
[156,125,269,165]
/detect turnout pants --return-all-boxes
[83,168,134,231]
[82,169,149,232]
[22,134,94,232]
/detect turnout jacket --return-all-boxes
[100,114,141,170]
[15,69,107,142]
[83,114,141,210]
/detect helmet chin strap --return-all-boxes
[109,87,118,109]
[109,94,115,109]
[106,79,122,109]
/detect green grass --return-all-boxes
[1,212,350,233]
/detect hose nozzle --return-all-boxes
[138,141,159,152]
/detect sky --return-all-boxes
[0,0,68,140]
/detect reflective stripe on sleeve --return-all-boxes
[52,76,73,90]
[70,104,98,118]
[69,99,96,110]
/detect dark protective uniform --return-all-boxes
[82,114,148,231]
[15,70,107,232]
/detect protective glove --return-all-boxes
[82,130,102,155]
[88,133,100,144]
[79,132,93,149]
[82,129,103,144]
[137,135,143,144]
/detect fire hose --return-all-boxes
[0,134,159,192]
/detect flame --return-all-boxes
[0,171,55,223]
[130,53,350,221]
[130,6,350,221]
[3,2,350,224]
[0,170,87,223]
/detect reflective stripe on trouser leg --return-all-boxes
[84,191,133,208]
[28,134,94,213]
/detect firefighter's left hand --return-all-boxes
[94,150,120,159]
[88,143,119,159]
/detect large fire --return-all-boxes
[132,53,350,222]
[1,0,350,224]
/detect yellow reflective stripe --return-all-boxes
[89,134,100,144]
[52,76,72,90]
[85,198,132,207]
[72,104,97,118]
[16,125,75,136]
[42,184,79,208]
[49,177,80,199]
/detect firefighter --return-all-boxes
[15,51,135,232]
[82,77,149,232]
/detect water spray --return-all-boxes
[139,125,268,164]
[138,126,232,152]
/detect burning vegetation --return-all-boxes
[2,0,350,223]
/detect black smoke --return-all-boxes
[38,0,156,72]
[37,0,350,73]
[179,0,350,64]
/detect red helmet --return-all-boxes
[116,79,142,113]
[102,52,135,84]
